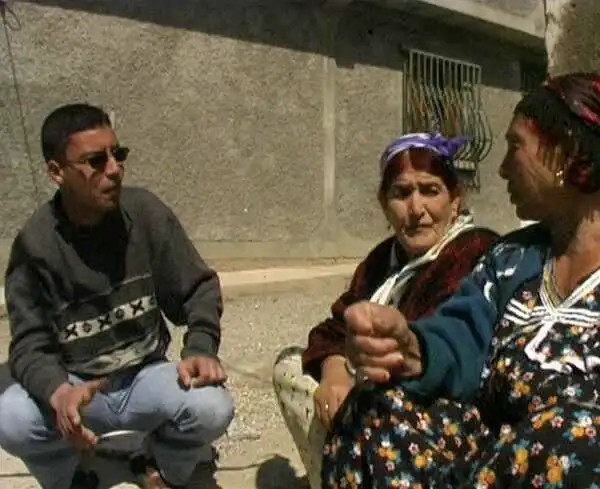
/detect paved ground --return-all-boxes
[0,272,351,489]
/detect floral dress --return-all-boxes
[321,258,600,488]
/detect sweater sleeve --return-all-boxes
[147,197,223,359]
[401,251,500,401]
[5,236,69,404]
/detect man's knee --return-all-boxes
[0,383,49,455]
[180,385,235,439]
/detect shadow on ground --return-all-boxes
[255,455,308,489]
[94,454,222,489]
[0,363,13,396]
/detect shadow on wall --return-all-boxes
[23,0,526,86]
[23,0,328,57]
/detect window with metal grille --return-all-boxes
[520,60,547,94]
[404,49,492,187]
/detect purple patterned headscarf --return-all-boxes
[379,132,470,175]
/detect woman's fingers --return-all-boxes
[344,301,375,336]
[313,392,327,426]
[347,334,404,370]
[314,386,348,428]
[359,366,390,383]
[352,335,399,355]
[325,393,343,426]
[356,351,404,368]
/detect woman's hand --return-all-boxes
[313,355,353,428]
[344,301,422,383]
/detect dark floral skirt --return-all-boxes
[322,378,600,489]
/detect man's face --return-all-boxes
[50,126,126,217]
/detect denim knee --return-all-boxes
[178,385,235,439]
[0,383,50,456]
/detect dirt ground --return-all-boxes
[207,257,357,272]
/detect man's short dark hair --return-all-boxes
[41,103,111,163]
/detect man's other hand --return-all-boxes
[177,355,227,389]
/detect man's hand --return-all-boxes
[49,378,106,450]
[345,301,423,384]
[177,355,227,389]
[313,356,353,428]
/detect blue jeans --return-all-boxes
[0,361,235,489]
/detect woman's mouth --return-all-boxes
[405,225,429,235]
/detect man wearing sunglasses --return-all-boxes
[0,103,234,489]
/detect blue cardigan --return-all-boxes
[402,224,550,401]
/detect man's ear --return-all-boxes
[47,160,64,186]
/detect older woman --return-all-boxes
[324,72,600,488]
[272,133,498,489]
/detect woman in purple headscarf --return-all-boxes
[272,132,499,489]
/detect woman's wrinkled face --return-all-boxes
[499,114,566,222]
[381,149,460,258]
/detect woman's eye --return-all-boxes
[422,186,440,196]
[388,186,411,199]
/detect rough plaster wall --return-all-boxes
[0,3,325,248]
[0,1,531,268]
[549,0,600,75]
[474,85,521,233]
[470,0,539,17]
[473,54,522,235]
[334,7,403,243]
[451,0,546,40]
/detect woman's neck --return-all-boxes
[550,210,600,297]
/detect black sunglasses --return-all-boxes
[83,146,130,171]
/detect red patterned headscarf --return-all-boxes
[543,73,600,127]
[516,72,600,193]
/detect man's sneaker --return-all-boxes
[70,468,99,489]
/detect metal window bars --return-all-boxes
[520,60,547,94]
[404,49,493,187]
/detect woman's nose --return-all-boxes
[408,193,425,216]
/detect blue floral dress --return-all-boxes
[322,259,600,488]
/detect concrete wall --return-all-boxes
[471,0,540,17]
[0,0,540,272]
[548,0,600,75]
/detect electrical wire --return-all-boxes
[1,1,42,203]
